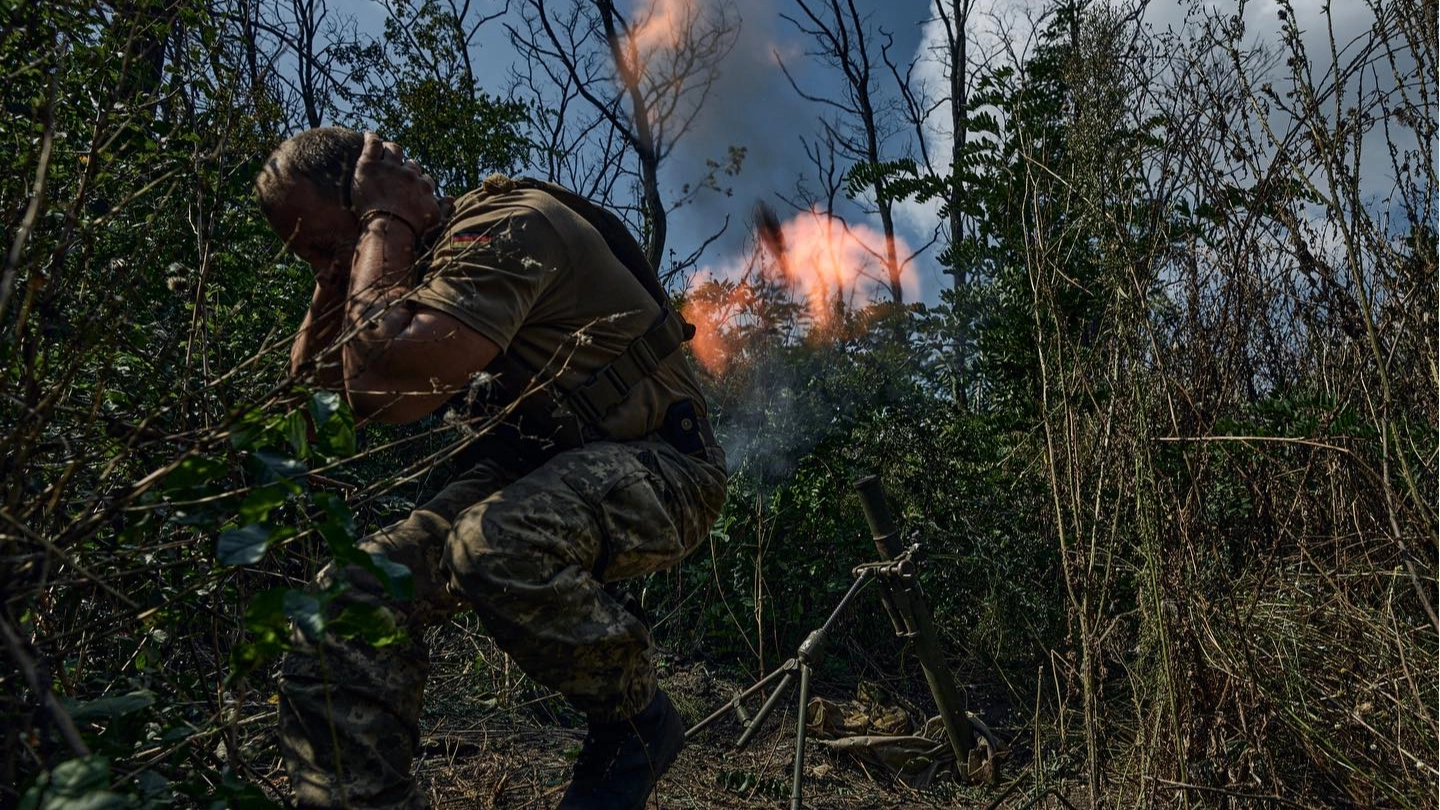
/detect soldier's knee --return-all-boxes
[442,498,566,606]
[443,500,506,600]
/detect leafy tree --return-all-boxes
[0,0,404,801]
[339,0,535,191]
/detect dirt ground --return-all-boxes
[411,656,1029,810]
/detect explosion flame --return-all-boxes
[627,0,697,54]
[682,206,916,375]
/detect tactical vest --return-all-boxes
[449,175,694,470]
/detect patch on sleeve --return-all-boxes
[451,231,493,245]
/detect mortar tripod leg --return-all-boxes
[736,668,796,750]
[790,662,813,810]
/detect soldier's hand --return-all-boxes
[350,132,442,240]
[313,259,349,290]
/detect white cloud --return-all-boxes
[893,0,1409,278]
[893,0,1044,261]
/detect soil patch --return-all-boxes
[414,660,1003,810]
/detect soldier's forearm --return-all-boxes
[291,279,349,388]
[341,214,423,417]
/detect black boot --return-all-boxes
[557,689,685,810]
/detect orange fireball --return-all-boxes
[681,208,915,376]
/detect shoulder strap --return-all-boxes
[506,175,695,341]
[474,174,698,429]
[562,310,690,426]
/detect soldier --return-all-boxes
[255,127,727,810]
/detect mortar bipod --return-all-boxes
[853,551,920,639]
[684,476,997,809]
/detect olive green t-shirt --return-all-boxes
[409,184,707,440]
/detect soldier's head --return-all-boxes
[256,127,364,271]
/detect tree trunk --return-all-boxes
[947,0,971,405]
[596,0,667,272]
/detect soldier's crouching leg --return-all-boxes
[279,469,510,810]
[443,440,727,722]
[279,629,429,810]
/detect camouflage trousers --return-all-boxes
[277,439,727,810]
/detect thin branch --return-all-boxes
[1,614,91,758]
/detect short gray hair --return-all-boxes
[255,127,365,217]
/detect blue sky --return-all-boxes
[318,0,1421,306]
[326,0,945,296]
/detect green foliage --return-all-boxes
[716,768,789,801]
[0,0,415,799]
[337,0,535,191]
[844,2,1173,419]
[654,306,1062,683]
[163,393,410,679]
[17,752,284,810]
[19,756,135,810]
[669,4,1435,807]
[2,0,1433,807]
[955,7,1151,419]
